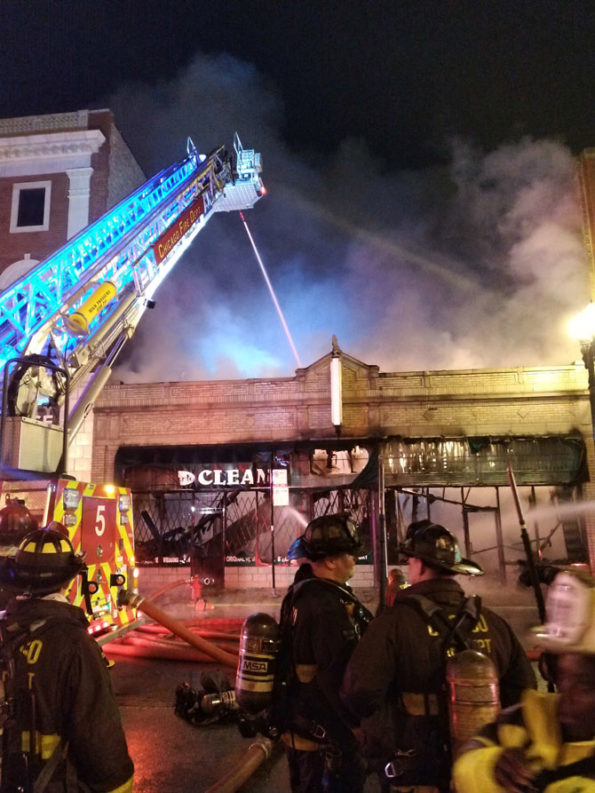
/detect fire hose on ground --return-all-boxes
[105,620,240,663]
[203,737,278,793]
[112,591,283,792]
[116,589,239,669]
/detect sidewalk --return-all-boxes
[147,577,542,650]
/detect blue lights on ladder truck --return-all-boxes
[0,133,263,446]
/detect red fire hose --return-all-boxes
[117,589,239,669]
[113,591,277,793]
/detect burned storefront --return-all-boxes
[91,349,595,589]
[114,433,589,589]
[115,441,375,588]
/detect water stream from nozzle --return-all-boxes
[527,499,595,522]
[239,212,302,369]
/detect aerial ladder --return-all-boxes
[0,133,263,634]
[0,133,263,476]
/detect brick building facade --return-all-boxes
[0,109,144,286]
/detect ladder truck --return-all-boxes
[0,134,264,634]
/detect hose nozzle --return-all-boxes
[117,588,144,609]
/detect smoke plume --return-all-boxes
[107,52,589,382]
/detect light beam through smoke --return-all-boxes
[239,211,302,368]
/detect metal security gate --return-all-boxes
[131,485,374,568]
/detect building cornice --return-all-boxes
[0,129,105,177]
[0,110,90,136]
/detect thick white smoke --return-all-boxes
[107,52,589,382]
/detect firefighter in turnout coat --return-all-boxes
[0,526,134,793]
[280,514,372,793]
[453,569,595,793]
[341,520,536,793]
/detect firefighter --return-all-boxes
[453,568,595,793]
[341,519,536,793]
[0,525,134,793]
[381,567,408,612]
[279,513,372,793]
[0,498,38,611]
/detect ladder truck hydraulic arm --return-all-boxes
[0,134,264,476]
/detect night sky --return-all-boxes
[1,0,595,379]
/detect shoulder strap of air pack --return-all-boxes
[289,576,373,634]
[400,593,482,654]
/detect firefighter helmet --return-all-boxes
[0,499,38,555]
[301,514,362,560]
[399,520,483,576]
[0,526,86,595]
[533,568,595,654]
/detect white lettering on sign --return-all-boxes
[178,467,271,487]
[197,470,212,485]
[241,469,254,485]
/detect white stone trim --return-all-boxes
[0,129,105,177]
[10,180,52,233]
[0,254,39,291]
[66,167,93,239]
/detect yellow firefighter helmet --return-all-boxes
[533,568,595,654]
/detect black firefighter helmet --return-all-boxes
[0,526,86,596]
[301,513,363,561]
[399,520,483,576]
[0,499,38,555]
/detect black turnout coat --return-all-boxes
[1,596,134,793]
[340,577,536,785]
[281,575,368,750]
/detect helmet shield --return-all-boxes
[301,514,362,560]
[287,536,308,561]
[0,527,86,596]
[399,520,483,576]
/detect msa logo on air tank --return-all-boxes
[241,658,268,673]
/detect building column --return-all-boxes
[66,167,93,239]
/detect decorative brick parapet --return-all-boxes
[96,360,590,450]
[0,111,90,136]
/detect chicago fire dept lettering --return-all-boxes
[426,613,492,655]
[20,639,42,665]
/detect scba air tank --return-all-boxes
[235,612,280,714]
[446,649,500,757]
